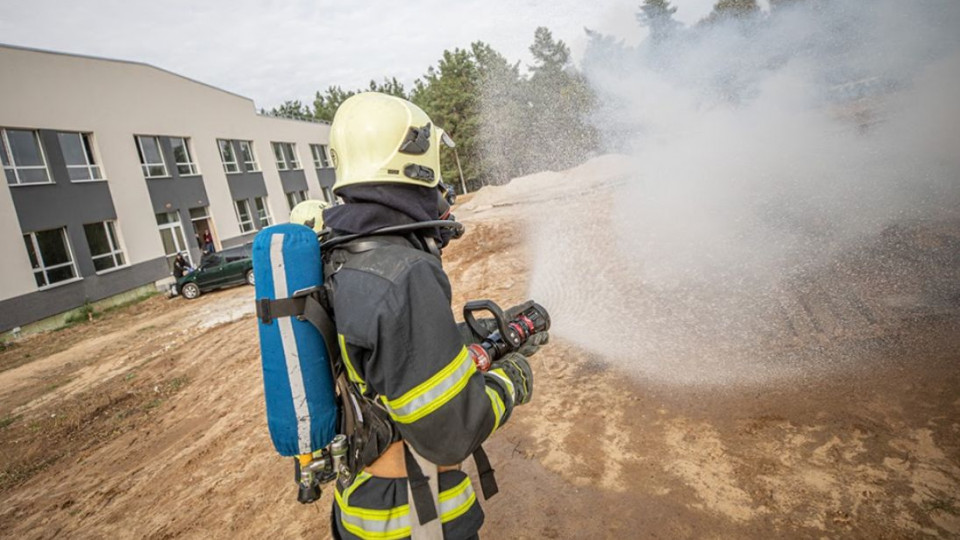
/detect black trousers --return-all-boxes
[329,504,479,540]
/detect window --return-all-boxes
[238,140,259,172]
[57,132,102,181]
[170,137,198,176]
[286,190,307,210]
[23,227,78,288]
[235,199,254,233]
[200,253,223,268]
[271,142,287,171]
[254,196,273,228]
[135,135,168,178]
[218,139,239,174]
[310,144,330,168]
[2,128,51,184]
[222,245,250,263]
[83,221,125,272]
[156,212,191,272]
[272,141,300,171]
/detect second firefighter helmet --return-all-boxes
[289,199,329,233]
[329,92,455,194]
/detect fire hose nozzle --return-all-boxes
[463,299,550,371]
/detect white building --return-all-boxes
[0,44,336,332]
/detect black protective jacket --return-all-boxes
[327,235,516,539]
[327,236,515,464]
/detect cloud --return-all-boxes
[0,0,720,109]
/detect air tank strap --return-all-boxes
[256,288,339,368]
[472,445,499,500]
[403,443,442,538]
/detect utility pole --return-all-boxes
[453,148,468,194]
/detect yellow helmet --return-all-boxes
[329,92,455,193]
[289,199,329,233]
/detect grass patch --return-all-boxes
[0,455,60,491]
[168,376,188,392]
[101,291,160,315]
[143,398,164,410]
[58,291,161,331]
[44,376,73,394]
[0,370,192,493]
[64,302,95,325]
[924,494,959,516]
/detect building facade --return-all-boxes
[0,44,336,332]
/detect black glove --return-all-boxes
[488,352,534,406]
[503,303,549,356]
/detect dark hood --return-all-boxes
[322,184,448,244]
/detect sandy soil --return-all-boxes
[1,156,958,539]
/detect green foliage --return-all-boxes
[367,77,408,99]
[522,27,599,176]
[313,86,357,122]
[529,27,571,72]
[279,27,601,192]
[0,415,20,429]
[64,302,95,325]
[269,99,313,120]
[472,42,527,187]
[312,79,407,123]
[410,30,598,191]
[637,0,682,42]
[411,48,482,190]
[701,0,761,24]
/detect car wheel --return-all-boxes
[245,269,255,286]
[181,282,201,300]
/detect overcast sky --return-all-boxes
[0,0,736,110]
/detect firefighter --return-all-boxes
[289,199,329,233]
[322,92,544,539]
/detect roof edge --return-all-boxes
[0,42,255,106]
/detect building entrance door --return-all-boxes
[189,207,218,254]
[156,211,191,274]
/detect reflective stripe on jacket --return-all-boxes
[328,238,514,466]
[334,470,482,540]
[327,237,515,539]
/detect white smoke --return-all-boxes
[527,0,960,386]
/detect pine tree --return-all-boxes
[524,27,598,173]
[411,48,481,191]
[367,77,407,99]
[472,41,525,186]
[313,86,356,122]
[701,0,761,24]
[269,100,313,120]
[636,0,681,43]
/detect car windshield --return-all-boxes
[200,254,222,268]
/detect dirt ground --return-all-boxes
[1,156,958,539]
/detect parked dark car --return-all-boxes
[176,244,253,299]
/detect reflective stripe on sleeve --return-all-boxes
[486,368,515,407]
[485,386,506,436]
[335,476,477,539]
[338,333,368,395]
[380,347,475,424]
